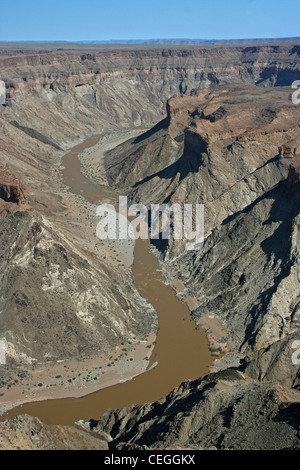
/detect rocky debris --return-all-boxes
[92,368,300,450]
[0,165,27,205]
[0,415,108,450]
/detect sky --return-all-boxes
[0,0,299,42]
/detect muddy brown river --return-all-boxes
[1,133,213,425]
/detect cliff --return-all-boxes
[105,84,300,386]
[0,165,27,205]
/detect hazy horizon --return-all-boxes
[1,36,300,43]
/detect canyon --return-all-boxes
[0,44,299,450]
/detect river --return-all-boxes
[1,132,213,425]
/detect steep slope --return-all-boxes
[92,368,300,450]
[0,209,155,364]
[105,85,300,365]
[0,414,108,450]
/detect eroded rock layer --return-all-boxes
[0,46,300,449]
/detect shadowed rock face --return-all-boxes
[0,166,27,204]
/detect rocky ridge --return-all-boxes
[86,85,300,450]
[105,85,300,362]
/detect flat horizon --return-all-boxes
[1,36,300,43]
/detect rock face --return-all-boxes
[106,85,300,362]
[0,165,27,205]
[0,210,155,364]
[92,369,300,450]
[0,415,108,450]
[91,84,300,450]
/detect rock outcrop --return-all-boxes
[0,415,108,450]
[105,85,300,363]
[92,368,300,450]
[0,165,27,205]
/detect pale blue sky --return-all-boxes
[0,0,299,41]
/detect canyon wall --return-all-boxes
[0,44,298,370]
[106,84,300,363]
[93,85,300,451]
[0,47,299,449]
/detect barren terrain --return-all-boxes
[0,44,299,449]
